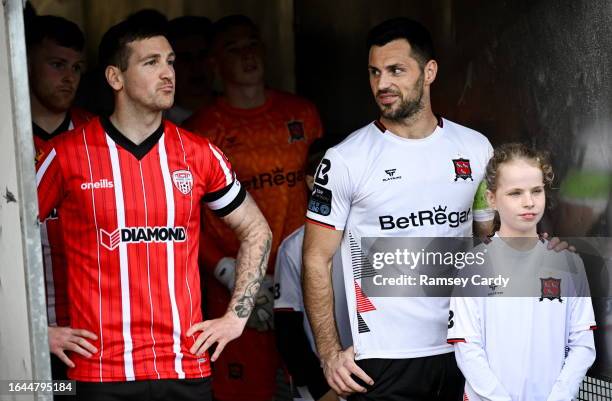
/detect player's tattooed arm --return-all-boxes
[302,223,373,396]
[231,234,271,318]
[187,193,271,361]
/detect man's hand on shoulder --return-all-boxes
[321,346,373,398]
[48,326,98,368]
[540,232,576,252]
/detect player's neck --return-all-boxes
[110,103,163,146]
[381,107,438,140]
[223,83,266,109]
[30,95,68,134]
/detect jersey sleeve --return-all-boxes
[448,296,482,344]
[305,147,352,230]
[546,256,596,400]
[547,272,596,401]
[35,145,64,221]
[201,141,246,217]
[568,254,597,332]
[274,238,303,312]
[449,297,514,401]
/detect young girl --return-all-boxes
[447,143,596,401]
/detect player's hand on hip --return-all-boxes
[48,326,98,368]
[187,313,246,362]
[321,346,373,397]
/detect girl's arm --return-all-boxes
[546,327,595,401]
[449,296,513,401]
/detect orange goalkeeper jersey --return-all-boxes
[185,90,323,274]
[184,90,322,401]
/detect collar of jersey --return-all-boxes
[375,120,444,145]
[492,232,544,255]
[32,111,72,140]
[101,116,165,160]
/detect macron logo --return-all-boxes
[100,226,187,250]
[81,179,114,190]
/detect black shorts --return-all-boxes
[73,378,212,401]
[348,352,464,401]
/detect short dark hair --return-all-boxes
[211,14,259,47]
[98,11,168,71]
[167,16,212,45]
[25,15,84,53]
[366,18,435,66]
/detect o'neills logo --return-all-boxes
[100,226,186,250]
[81,179,114,190]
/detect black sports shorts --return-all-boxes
[73,377,212,401]
[348,352,464,401]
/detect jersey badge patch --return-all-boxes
[452,158,473,181]
[287,120,305,143]
[172,170,193,194]
[308,184,332,216]
[539,277,562,302]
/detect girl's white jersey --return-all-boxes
[448,236,596,401]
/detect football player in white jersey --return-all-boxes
[448,143,596,401]
[303,18,496,400]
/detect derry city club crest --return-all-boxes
[172,170,193,195]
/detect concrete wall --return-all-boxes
[0,0,51,400]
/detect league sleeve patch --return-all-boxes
[308,184,332,216]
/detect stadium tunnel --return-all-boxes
[0,0,611,399]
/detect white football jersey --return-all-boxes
[448,237,596,401]
[306,118,493,360]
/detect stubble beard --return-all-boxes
[380,73,425,122]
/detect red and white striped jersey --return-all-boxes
[36,116,245,382]
[33,107,94,327]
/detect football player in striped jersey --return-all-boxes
[35,14,271,401]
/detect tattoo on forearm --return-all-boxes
[232,235,272,318]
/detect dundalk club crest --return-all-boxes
[452,158,473,181]
[287,120,306,143]
[540,277,562,302]
[172,170,193,195]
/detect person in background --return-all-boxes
[165,16,215,124]
[184,14,323,401]
[25,13,94,386]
